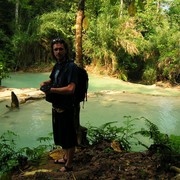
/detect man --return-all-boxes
[40,38,78,172]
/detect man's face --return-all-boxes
[53,43,66,62]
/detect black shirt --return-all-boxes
[50,61,78,109]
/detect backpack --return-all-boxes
[74,65,89,104]
[42,61,89,105]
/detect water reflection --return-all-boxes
[158,98,179,134]
[81,93,180,136]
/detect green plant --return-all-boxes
[118,68,128,81]
[87,116,138,151]
[19,145,47,163]
[0,55,10,86]
[19,132,53,162]
[0,131,20,175]
[136,118,180,167]
[142,67,156,85]
[0,131,53,176]
[36,132,54,149]
[136,118,171,148]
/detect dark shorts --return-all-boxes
[52,107,77,149]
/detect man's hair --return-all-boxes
[51,38,69,60]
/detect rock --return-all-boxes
[0,88,45,104]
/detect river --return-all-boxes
[0,72,179,151]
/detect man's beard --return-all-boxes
[57,54,65,61]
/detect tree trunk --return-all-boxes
[15,0,19,28]
[75,0,85,68]
[119,0,123,17]
[157,0,161,12]
[74,0,88,146]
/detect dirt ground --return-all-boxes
[11,140,179,180]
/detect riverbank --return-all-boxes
[10,140,180,179]
[85,65,180,89]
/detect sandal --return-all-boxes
[59,166,73,172]
[54,155,67,164]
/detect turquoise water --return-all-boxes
[2,73,180,96]
[2,72,49,88]
[0,73,180,151]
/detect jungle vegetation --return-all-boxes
[0,0,179,85]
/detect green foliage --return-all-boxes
[87,121,119,143]
[168,0,180,24]
[169,135,180,154]
[136,118,180,165]
[38,10,75,40]
[142,67,157,84]
[19,133,54,162]
[87,116,139,151]
[118,71,128,82]
[19,145,47,163]
[0,131,53,176]
[0,0,14,36]
[136,118,168,145]
[0,60,10,85]
[0,30,14,84]
[147,19,180,83]
[12,30,39,69]
[11,5,76,69]
[36,132,54,150]
[0,131,19,175]
[84,1,148,77]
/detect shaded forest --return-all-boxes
[0,0,179,85]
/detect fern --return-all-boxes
[0,131,54,175]
[136,117,180,168]
[87,116,138,151]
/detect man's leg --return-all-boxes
[60,146,75,171]
[66,146,75,167]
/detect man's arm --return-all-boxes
[50,82,76,95]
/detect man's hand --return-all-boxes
[40,84,52,93]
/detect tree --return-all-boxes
[74,0,89,146]
[0,0,14,36]
[75,0,86,68]
[15,0,19,28]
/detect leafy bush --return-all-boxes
[0,131,20,175]
[142,67,156,85]
[87,116,139,151]
[0,52,10,85]
[136,118,180,166]
[0,131,53,176]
